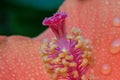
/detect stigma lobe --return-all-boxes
[43,12,67,40]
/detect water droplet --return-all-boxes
[105,1,109,5]
[118,1,120,5]
[110,39,120,54]
[113,18,120,27]
[101,64,111,75]
[30,77,35,80]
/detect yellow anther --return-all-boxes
[41,44,48,50]
[41,50,48,57]
[71,27,82,36]
[75,36,84,41]
[82,52,87,58]
[51,37,57,42]
[62,48,68,54]
[42,56,52,63]
[82,51,92,58]
[67,35,73,39]
[44,63,53,73]
[61,73,68,78]
[50,44,57,51]
[54,58,61,64]
[84,39,91,45]
[81,75,87,80]
[41,49,47,54]
[82,51,94,67]
[43,39,49,45]
[75,40,83,48]
[58,53,65,58]
[65,55,73,60]
[50,38,57,44]
[81,58,88,67]
[69,62,77,67]
[87,51,92,57]
[72,70,79,78]
[62,59,69,66]
[83,45,93,51]
[60,67,68,73]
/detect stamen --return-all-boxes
[41,12,94,80]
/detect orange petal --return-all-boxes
[0,36,51,80]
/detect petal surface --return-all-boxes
[0,36,51,80]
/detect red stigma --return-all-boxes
[42,12,67,40]
[42,12,67,25]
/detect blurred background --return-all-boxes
[0,0,64,37]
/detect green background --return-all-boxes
[0,0,64,37]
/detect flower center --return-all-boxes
[41,12,94,80]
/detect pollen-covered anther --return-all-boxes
[40,50,48,57]
[58,53,66,58]
[58,49,68,58]
[81,58,88,67]
[50,44,57,51]
[59,67,68,73]
[41,39,49,49]
[61,48,68,54]
[75,39,84,48]
[86,51,92,58]
[42,39,49,45]
[72,70,79,78]
[71,27,82,36]
[54,58,61,64]
[42,56,52,63]
[45,63,53,73]
[83,44,93,51]
[75,35,84,41]
[67,35,74,39]
[41,43,48,51]
[65,55,73,60]
[40,40,49,57]
[62,59,69,66]
[69,62,77,67]
[82,51,91,57]
[84,39,92,45]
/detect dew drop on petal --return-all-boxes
[110,39,120,54]
[30,77,35,80]
[101,64,111,75]
[105,1,109,5]
[118,1,120,5]
[113,17,120,27]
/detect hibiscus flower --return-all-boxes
[0,0,120,80]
